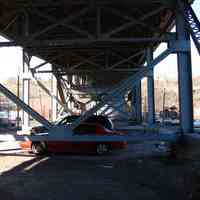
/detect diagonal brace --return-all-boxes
[71,48,171,129]
[0,83,52,129]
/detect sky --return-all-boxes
[154,0,200,80]
[0,1,199,80]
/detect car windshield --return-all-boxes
[53,114,69,125]
[54,114,80,125]
[52,114,113,129]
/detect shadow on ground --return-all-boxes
[1,151,200,200]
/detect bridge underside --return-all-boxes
[0,0,198,140]
[0,0,179,85]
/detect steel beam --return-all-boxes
[0,10,20,33]
[179,1,200,54]
[2,14,19,32]
[107,50,144,70]
[133,82,142,123]
[22,50,31,128]
[69,52,102,68]
[69,52,104,70]
[22,12,31,129]
[31,74,72,115]
[24,37,169,48]
[51,74,58,121]
[26,7,91,42]
[101,7,164,38]
[106,99,132,119]
[31,53,67,71]
[71,49,171,129]
[55,73,67,106]
[146,47,155,125]
[105,108,115,118]
[105,6,156,34]
[110,50,137,66]
[176,3,193,133]
[99,104,109,115]
[31,8,94,39]
[0,82,52,129]
[0,37,169,48]
[36,68,145,74]
[0,42,17,47]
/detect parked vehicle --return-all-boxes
[18,115,126,155]
[29,114,113,135]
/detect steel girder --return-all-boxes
[70,48,171,129]
[0,82,52,129]
[146,47,156,125]
[0,1,172,77]
[179,0,200,54]
[31,74,73,115]
[0,0,198,142]
[176,1,194,133]
[0,47,171,132]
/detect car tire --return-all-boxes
[96,143,110,155]
[31,142,47,155]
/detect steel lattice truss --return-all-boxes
[0,0,197,142]
[0,0,182,88]
[182,2,200,54]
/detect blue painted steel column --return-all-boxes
[176,5,193,133]
[132,82,142,123]
[22,12,30,129]
[51,72,58,121]
[136,82,142,123]
[146,47,155,125]
[22,50,30,129]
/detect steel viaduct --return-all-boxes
[0,0,199,142]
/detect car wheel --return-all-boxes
[31,142,47,155]
[96,143,110,155]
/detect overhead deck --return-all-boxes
[0,0,193,88]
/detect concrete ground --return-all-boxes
[1,137,200,200]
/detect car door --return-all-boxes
[72,124,97,153]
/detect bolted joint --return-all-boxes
[168,40,191,53]
[147,69,154,77]
[164,32,176,41]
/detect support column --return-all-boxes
[51,73,58,121]
[22,12,30,129]
[132,82,142,123]
[176,3,193,133]
[56,76,66,106]
[146,47,155,125]
[22,50,31,129]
